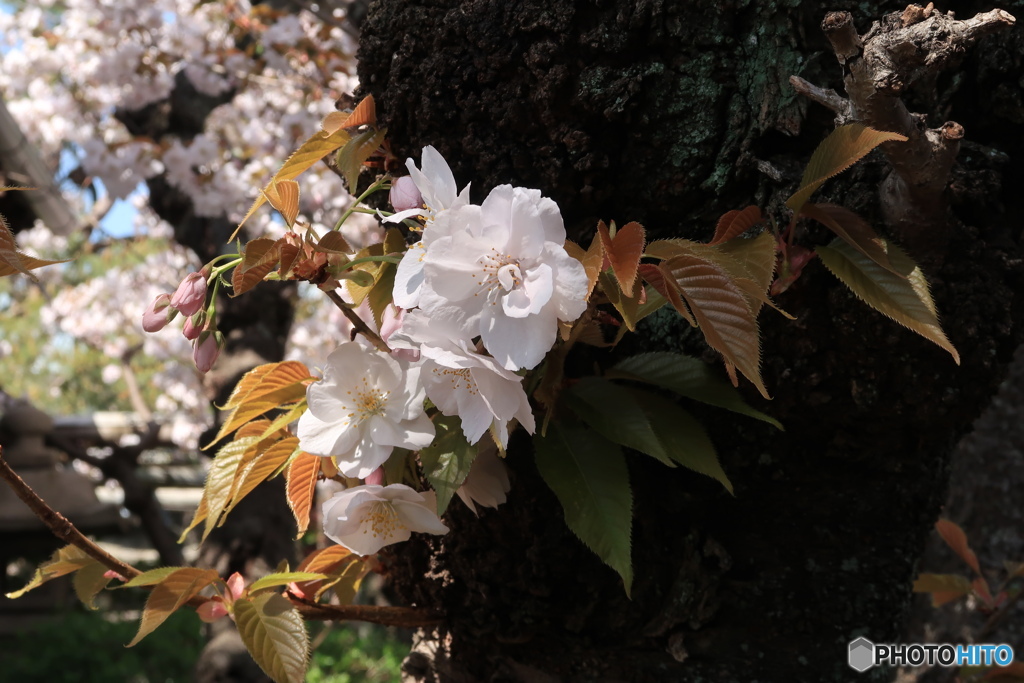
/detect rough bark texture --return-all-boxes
[357,1,1024,681]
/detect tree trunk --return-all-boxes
[356,1,1024,680]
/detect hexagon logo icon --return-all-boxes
[848,637,875,672]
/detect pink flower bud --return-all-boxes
[171,271,208,317]
[389,175,423,213]
[142,293,176,333]
[226,572,246,601]
[182,313,205,341]
[364,467,385,486]
[193,331,220,373]
[197,599,229,623]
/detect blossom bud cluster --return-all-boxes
[304,148,590,556]
[142,269,222,374]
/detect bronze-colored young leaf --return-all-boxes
[598,220,645,297]
[127,568,219,647]
[248,571,328,595]
[232,237,283,297]
[316,230,351,255]
[261,180,301,228]
[709,206,762,245]
[121,566,187,588]
[786,124,907,212]
[285,452,321,538]
[5,545,96,599]
[72,562,113,610]
[234,593,310,683]
[935,519,981,575]
[223,436,300,517]
[337,127,388,194]
[912,572,974,607]
[816,238,960,364]
[233,126,352,240]
[712,231,779,309]
[644,238,695,261]
[202,436,261,540]
[210,362,314,447]
[800,203,898,274]
[638,263,696,326]
[599,270,643,331]
[322,95,376,134]
[663,252,769,398]
[292,547,365,601]
[564,233,604,300]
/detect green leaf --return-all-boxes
[606,352,782,429]
[419,416,477,515]
[73,562,113,610]
[534,422,633,595]
[367,261,396,330]
[565,377,675,467]
[800,203,898,274]
[248,572,328,595]
[337,127,388,194]
[816,238,960,364]
[786,124,907,212]
[627,389,733,494]
[234,593,310,683]
[5,545,95,599]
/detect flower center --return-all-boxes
[432,367,478,396]
[345,375,389,425]
[474,248,523,301]
[362,501,405,539]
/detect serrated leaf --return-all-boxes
[323,95,376,133]
[607,352,781,428]
[816,238,959,364]
[233,126,352,240]
[565,234,604,301]
[0,250,70,279]
[565,377,675,467]
[644,237,697,261]
[292,546,366,602]
[248,572,328,595]
[122,566,187,588]
[534,422,633,595]
[232,237,283,297]
[801,203,897,274]
[224,436,300,517]
[710,232,780,316]
[262,180,300,228]
[5,545,95,599]
[234,593,309,683]
[638,263,696,326]
[285,452,321,538]
[912,573,973,607]
[127,568,219,646]
[600,270,644,331]
[709,206,762,245]
[419,416,477,515]
[663,252,768,398]
[73,562,113,610]
[627,388,733,493]
[210,362,314,447]
[316,231,351,255]
[598,220,645,297]
[935,518,981,575]
[786,124,907,212]
[203,437,260,540]
[337,127,387,194]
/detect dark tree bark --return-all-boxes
[356,1,1024,681]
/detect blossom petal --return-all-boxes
[393,499,450,535]
[481,304,558,371]
[502,262,552,318]
[297,409,359,457]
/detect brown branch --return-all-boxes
[325,289,392,353]
[0,446,140,579]
[288,594,443,627]
[788,75,851,121]
[810,6,1016,257]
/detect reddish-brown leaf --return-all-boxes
[663,252,768,398]
[565,234,604,301]
[225,436,300,517]
[286,453,321,539]
[232,237,283,297]
[912,572,973,607]
[209,363,314,448]
[262,180,300,228]
[597,221,645,297]
[709,206,762,245]
[345,95,377,129]
[637,263,695,327]
[316,231,351,255]
[935,518,981,575]
[127,568,219,646]
[800,203,899,275]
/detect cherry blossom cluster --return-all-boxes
[301,148,589,556]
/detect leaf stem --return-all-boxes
[333,176,390,232]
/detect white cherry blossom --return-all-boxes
[416,185,589,370]
[297,342,434,478]
[389,309,535,447]
[321,484,449,556]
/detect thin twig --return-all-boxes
[0,446,140,579]
[325,289,391,353]
[0,445,441,626]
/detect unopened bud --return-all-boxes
[183,312,205,341]
[171,271,208,317]
[364,467,385,486]
[389,175,423,213]
[142,293,176,333]
[193,331,221,373]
